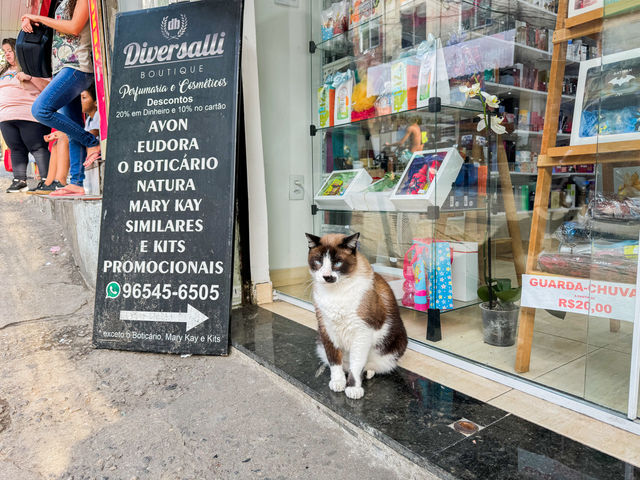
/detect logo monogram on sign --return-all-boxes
[161,14,188,40]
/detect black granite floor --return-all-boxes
[231,306,640,480]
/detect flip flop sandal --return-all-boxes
[83,151,102,167]
[50,186,85,197]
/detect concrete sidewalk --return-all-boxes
[0,180,426,480]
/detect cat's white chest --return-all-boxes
[314,275,372,351]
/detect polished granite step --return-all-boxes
[231,306,640,480]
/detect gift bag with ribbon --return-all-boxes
[402,239,429,310]
[429,241,454,310]
[402,239,454,311]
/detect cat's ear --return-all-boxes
[305,233,321,249]
[341,232,360,253]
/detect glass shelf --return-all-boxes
[466,32,579,71]
[490,207,582,218]
[465,29,555,63]
[314,14,566,74]
[462,0,558,29]
[507,129,570,138]
[484,81,575,101]
[315,205,488,214]
[509,171,594,177]
[314,205,586,216]
[401,297,483,316]
[314,102,482,134]
[490,170,594,176]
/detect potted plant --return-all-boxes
[460,80,521,346]
[477,279,521,346]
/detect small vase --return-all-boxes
[480,302,519,346]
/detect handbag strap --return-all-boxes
[47,0,61,19]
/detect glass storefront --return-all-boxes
[255,0,640,421]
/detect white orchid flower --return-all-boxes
[477,114,507,135]
[459,82,481,98]
[481,91,500,108]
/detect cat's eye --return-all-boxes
[334,261,343,268]
[313,259,322,266]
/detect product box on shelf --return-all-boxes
[450,241,479,302]
[515,184,530,211]
[333,70,354,126]
[416,36,451,108]
[314,168,373,211]
[568,0,603,18]
[321,0,348,41]
[390,148,464,211]
[571,48,640,146]
[317,83,335,128]
[349,0,380,26]
[366,62,391,115]
[575,164,595,173]
[390,57,420,113]
[443,163,479,211]
[614,166,640,197]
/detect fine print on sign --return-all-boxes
[93,0,243,355]
[521,274,637,322]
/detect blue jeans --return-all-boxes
[32,67,99,186]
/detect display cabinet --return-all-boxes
[309,0,589,329]
[306,0,640,416]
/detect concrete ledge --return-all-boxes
[31,195,101,289]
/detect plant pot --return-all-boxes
[480,302,519,347]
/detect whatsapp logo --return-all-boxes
[106,282,121,299]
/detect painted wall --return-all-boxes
[254,0,313,272]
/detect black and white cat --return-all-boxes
[305,232,408,400]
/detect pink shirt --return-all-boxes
[0,68,50,123]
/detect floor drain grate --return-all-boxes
[450,419,480,436]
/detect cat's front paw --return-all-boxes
[329,379,346,392]
[345,386,364,399]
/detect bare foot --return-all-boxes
[84,146,102,167]
[59,184,83,192]
[50,184,85,197]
